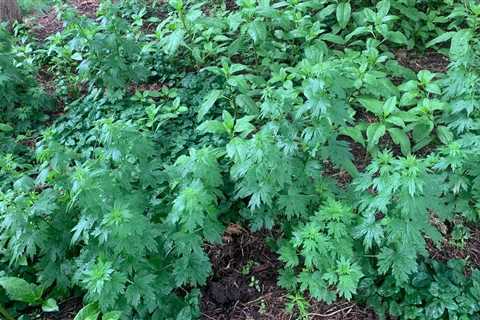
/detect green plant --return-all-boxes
[0,276,59,319]
[285,293,310,320]
[2,0,480,319]
[451,224,471,248]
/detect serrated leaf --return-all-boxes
[162,29,185,55]
[450,30,471,58]
[436,126,453,144]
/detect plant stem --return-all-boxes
[0,304,15,320]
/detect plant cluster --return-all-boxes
[1,0,480,319]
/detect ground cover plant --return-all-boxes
[1,0,480,319]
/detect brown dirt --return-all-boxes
[427,222,480,269]
[201,225,378,320]
[30,0,99,40]
[395,50,449,73]
[70,0,99,18]
[30,7,63,40]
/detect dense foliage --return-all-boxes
[1,0,480,319]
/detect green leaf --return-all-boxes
[74,303,100,320]
[450,30,471,58]
[386,31,408,44]
[376,0,390,18]
[358,97,383,115]
[278,244,299,268]
[378,247,418,284]
[197,90,223,121]
[385,115,405,128]
[383,96,397,117]
[320,33,346,45]
[162,29,185,55]
[367,123,386,151]
[0,123,13,132]
[436,126,453,144]
[198,120,227,135]
[42,298,59,312]
[353,215,384,250]
[0,277,43,304]
[222,110,234,131]
[426,32,455,48]
[247,20,267,43]
[323,137,358,176]
[234,116,255,137]
[71,52,83,61]
[346,26,372,41]
[336,2,351,29]
[340,126,365,146]
[388,128,411,155]
[412,122,433,142]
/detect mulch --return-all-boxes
[201,225,378,320]
[29,0,99,40]
[395,49,449,73]
[427,222,480,269]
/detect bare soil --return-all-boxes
[201,225,377,320]
[29,0,99,40]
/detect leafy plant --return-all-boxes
[2,0,480,319]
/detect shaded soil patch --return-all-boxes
[30,7,63,40]
[40,296,83,320]
[71,0,99,18]
[29,0,99,40]
[201,225,378,319]
[427,222,480,269]
[395,50,449,73]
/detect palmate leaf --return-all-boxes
[173,251,211,286]
[378,247,418,285]
[161,29,185,55]
[336,257,364,300]
[353,214,384,250]
[322,137,358,177]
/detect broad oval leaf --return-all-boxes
[0,277,42,304]
[336,2,352,29]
